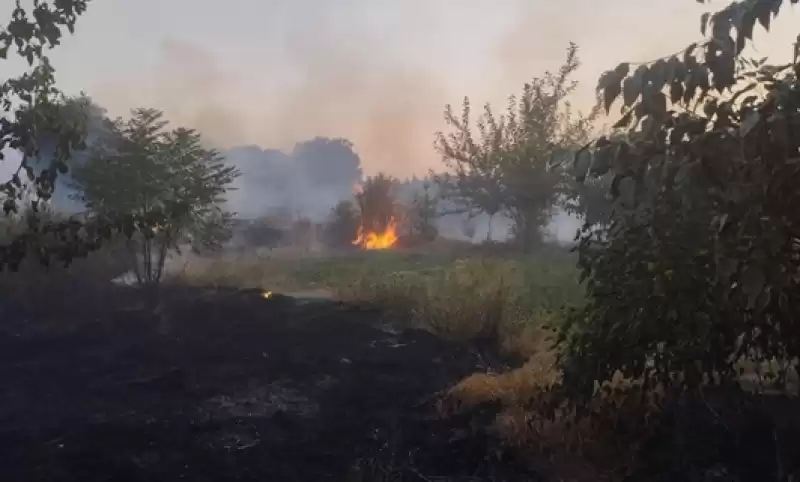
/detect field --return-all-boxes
[0,244,590,481]
[177,246,582,362]
[4,242,799,481]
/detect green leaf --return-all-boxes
[649,58,668,93]
[740,9,756,41]
[574,147,593,183]
[603,76,622,113]
[614,62,630,78]
[646,91,667,118]
[613,108,634,129]
[623,66,646,107]
[590,145,612,176]
[610,174,622,199]
[699,64,712,92]
[755,2,772,31]
[684,42,698,63]
[701,12,710,36]
[670,80,685,104]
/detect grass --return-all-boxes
[170,245,671,479]
[177,247,583,348]
[177,245,591,468]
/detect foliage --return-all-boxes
[562,174,613,228]
[405,180,439,242]
[71,108,239,284]
[433,97,505,226]
[434,43,598,249]
[355,173,398,234]
[562,0,800,397]
[0,0,94,270]
[236,216,285,249]
[324,199,360,248]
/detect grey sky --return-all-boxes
[3,1,800,177]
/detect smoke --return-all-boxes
[225,138,362,222]
[20,0,794,243]
[91,35,448,179]
[87,34,584,242]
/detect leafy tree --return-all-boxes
[324,199,360,248]
[355,173,398,236]
[0,0,92,270]
[406,180,439,242]
[433,98,505,240]
[501,43,599,250]
[562,0,800,397]
[71,108,240,285]
[435,43,597,250]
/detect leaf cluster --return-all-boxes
[562,0,800,397]
[0,0,92,270]
[71,108,240,253]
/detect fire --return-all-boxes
[352,218,399,250]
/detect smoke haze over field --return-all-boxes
[1,1,799,242]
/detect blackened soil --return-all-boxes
[0,284,539,481]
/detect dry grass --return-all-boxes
[443,330,560,410]
[336,257,581,346]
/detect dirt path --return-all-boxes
[0,285,539,481]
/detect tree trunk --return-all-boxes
[127,238,143,285]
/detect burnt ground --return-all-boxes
[0,284,539,482]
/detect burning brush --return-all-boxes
[352,217,399,250]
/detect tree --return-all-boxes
[71,108,240,285]
[435,43,598,250]
[433,97,505,240]
[562,0,800,397]
[324,199,360,248]
[406,180,439,243]
[0,0,93,270]
[355,173,398,236]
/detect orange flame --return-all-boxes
[352,218,399,250]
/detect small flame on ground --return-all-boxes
[262,290,273,299]
[352,218,399,250]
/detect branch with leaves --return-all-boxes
[435,42,598,248]
[71,109,240,284]
[0,1,99,270]
[561,0,800,398]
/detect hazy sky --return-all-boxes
[3,0,800,177]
